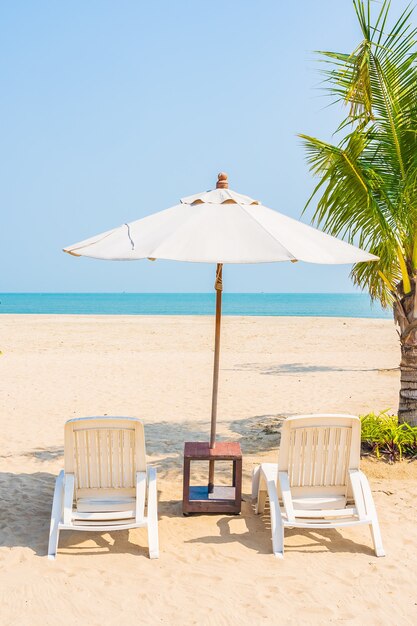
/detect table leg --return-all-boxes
[208,460,215,494]
[234,458,242,509]
[182,457,191,513]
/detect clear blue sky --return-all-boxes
[0,0,411,293]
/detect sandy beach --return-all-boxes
[0,314,416,625]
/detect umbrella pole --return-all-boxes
[208,263,223,493]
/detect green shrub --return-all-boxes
[360,411,417,463]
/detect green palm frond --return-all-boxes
[300,0,417,307]
[300,131,398,244]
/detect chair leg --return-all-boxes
[358,471,385,557]
[251,465,260,503]
[48,470,64,560]
[267,478,284,558]
[369,514,385,557]
[256,489,267,515]
[147,467,159,559]
[253,466,268,514]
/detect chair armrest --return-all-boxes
[135,471,147,522]
[278,471,295,522]
[147,467,158,517]
[63,473,75,525]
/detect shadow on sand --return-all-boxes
[184,499,375,557]
[0,470,374,559]
[0,419,213,556]
[0,470,183,557]
[0,416,375,559]
[229,362,399,376]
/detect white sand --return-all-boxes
[0,315,416,625]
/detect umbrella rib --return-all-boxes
[237,204,298,261]
[145,204,206,259]
[64,230,116,255]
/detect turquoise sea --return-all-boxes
[0,293,391,318]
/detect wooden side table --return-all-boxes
[182,441,242,514]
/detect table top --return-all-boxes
[184,441,242,459]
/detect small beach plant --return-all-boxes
[360,411,417,462]
[300,0,417,425]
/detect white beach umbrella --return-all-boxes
[64,173,377,490]
[65,174,375,265]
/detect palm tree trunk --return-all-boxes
[399,342,417,426]
[397,292,417,426]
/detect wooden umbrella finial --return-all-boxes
[216,172,228,189]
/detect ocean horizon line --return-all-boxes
[0,292,391,318]
[1,291,371,296]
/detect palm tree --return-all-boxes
[300,0,417,425]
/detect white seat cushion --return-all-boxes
[292,495,347,510]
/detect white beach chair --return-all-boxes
[252,414,384,558]
[48,416,159,560]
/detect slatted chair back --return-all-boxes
[64,417,146,497]
[278,414,360,490]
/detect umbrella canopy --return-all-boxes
[64,173,377,493]
[64,174,377,265]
